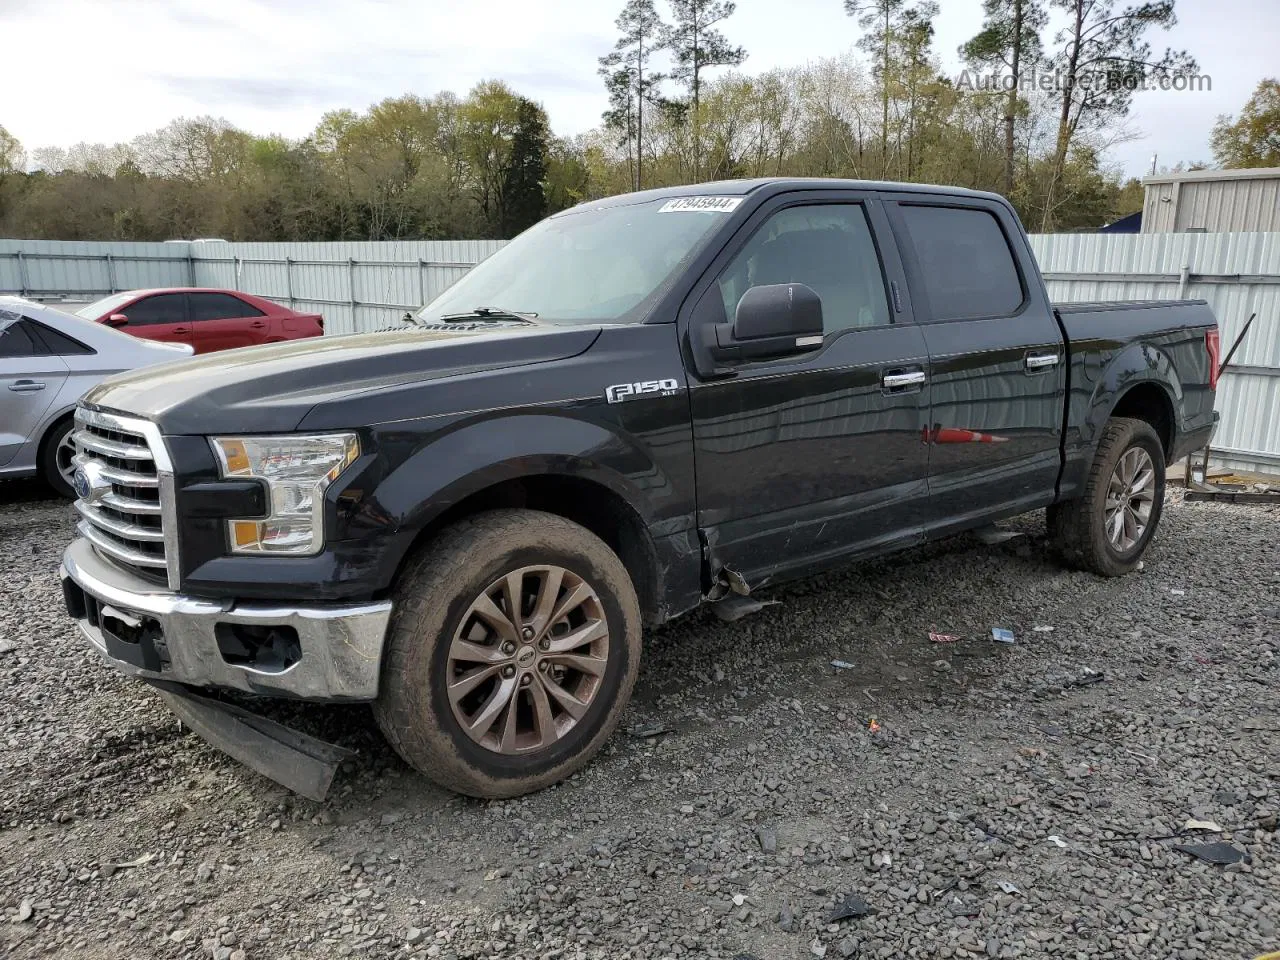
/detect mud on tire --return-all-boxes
[373,509,642,798]
[1048,416,1166,577]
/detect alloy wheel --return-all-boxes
[446,565,609,755]
[1104,446,1156,552]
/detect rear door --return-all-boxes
[0,312,70,466]
[884,196,1066,530]
[116,292,193,348]
[685,190,932,587]
[188,292,268,353]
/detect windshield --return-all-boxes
[75,291,136,319]
[417,198,735,324]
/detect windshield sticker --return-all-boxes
[658,196,743,214]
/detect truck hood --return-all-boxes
[83,324,601,434]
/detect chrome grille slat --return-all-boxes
[77,521,169,569]
[75,501,165,541]
[71,454,159,488]
[72,430,154,460]
[72,407,177,586]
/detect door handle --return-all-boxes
[1025,353,1060,370]
[8,380,46,392]
[172,326,190,334]
[882,371,927,389]
[249,320,266,328]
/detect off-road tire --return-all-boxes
[38,418,76,498]
[1048,417,1165,576]
[373,509,642,798]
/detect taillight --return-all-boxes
[1205,328,1221,390]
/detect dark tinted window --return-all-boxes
[189,292,263,321]
[0,317,43,357]
[122,293,187,326]
[898,205,1023,319]
[30,322,94,356]
[718,204,891,334]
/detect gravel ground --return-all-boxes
[1,480,1277,960]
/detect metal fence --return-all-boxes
[2,232,1276,473]
[0,239,506,335]
[1028,231,1280,475]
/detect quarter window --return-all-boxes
[897,205,1024,320]
[718,204,892,335]
[0,316,43,357]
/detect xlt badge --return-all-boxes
[605,378,679,404]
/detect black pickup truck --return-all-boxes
[60,178,1220,799]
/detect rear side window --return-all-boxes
[123,293,187,326]
[189,293,264,321]
[0,316,44,357]
[898,205,1023,320]
[30,322,94,356]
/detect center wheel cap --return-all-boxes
[516,647,537,668]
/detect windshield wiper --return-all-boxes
[437,307,539,324]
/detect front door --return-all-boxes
[884,197,1067,530]
[115,292,193,348]
[686,193,932,588]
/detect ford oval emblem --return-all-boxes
[75,461,111,504]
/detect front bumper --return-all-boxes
[61,537,392,701]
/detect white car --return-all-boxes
[0,297,194,495]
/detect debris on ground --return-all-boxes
[1047,835,1069,849]
[1032,625,1055,633]
[996,880,1022,895]
[1174,841,1251,865]
[831,659,856,670]
[757,825,777,854]
[1183,818,1225,833]
[929,631,960,644]
[627,722,670,738]
[826,893,876,922]
[711,595,781,621]
[974,525,1023,545]
[992,628,1016,644]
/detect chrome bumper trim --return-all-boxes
[61,537,392,701]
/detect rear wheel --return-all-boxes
[39,418,77,498]
[374,509,642,797]
[1049,417,1165,576]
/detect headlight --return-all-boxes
[211,433,360,555]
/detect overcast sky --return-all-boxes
[4,0,1276,178]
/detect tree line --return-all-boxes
[0,0,1274,243]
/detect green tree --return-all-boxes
[599,0,668,190]
[1211,79,1280,168]
[501,99,551,236]
[1042,0,1196,229]
[961,0,1047,195]
[845,0,903,178]
[663,0,746,178]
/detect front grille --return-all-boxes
[73,407,174,585]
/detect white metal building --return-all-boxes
[1141,167,1280,234]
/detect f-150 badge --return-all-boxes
[605,378,679,403]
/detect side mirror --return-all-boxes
[709,283,824,362]
[105,314,129,327]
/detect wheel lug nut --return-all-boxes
[538,638,549,651]
[501,642,516,655]
[538,661,548,672]
[519,673,532,686]
[502,665,516,678]
[521,626,535,641]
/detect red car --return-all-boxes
[74,288,324,354]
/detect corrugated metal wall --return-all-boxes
[1141,176,1280,233]
[3,232,1276,473]
[0,238,506,334]
[1030,231,1280,474]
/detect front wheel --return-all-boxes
[39,418,78,498]
[374,509,642,798]
[1048,416,1165,576]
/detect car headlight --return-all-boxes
[210,433,360,555]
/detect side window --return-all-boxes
[0,316,46,357]
[123,293,187,326]
[897,205,1024,320]
[30,322,94,356]
[718,204,891,335]
[189,293,264,321]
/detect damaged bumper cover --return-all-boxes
[60,537,393,798]
[60,537,392,701]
